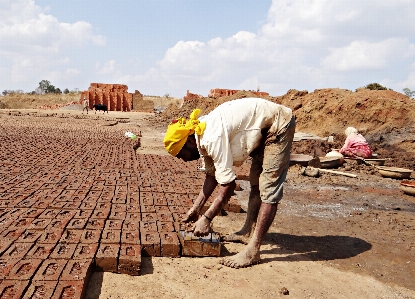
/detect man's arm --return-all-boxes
[192,179,236,237]
[182,174,218,222]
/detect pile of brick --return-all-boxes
[80,83,133,112]
[0,114,246,298]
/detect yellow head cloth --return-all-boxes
[163,109,206,156]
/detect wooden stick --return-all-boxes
[318,168,357,178]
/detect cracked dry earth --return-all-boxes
[0,109,414,299]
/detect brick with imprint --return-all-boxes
[26,243,55,259]
[2,242,33,259]
[73,243,98,260]
[51,280,86,299]
[121,230,140,245]
[160,232,180,257]
[60,229,83,244]
[100,229,121,244]
[95,243,120,273]
[118,244,141,275]
[38,229,64,244]
[49,243,77,259]
[33,259,67,281]
[8,259,43,280]
[80,229,101,244]
[0,280,30,299]
[104,219,123,231]
[0,259,20,279]
[22,280,58,299]
[60,259,93,282]
[141,231,161,257]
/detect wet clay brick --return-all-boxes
[90,208,111,219]
[0,259,20,279]
[2,242,33,259]
[157,221,175,232]
[118,244,141,275]
[141,231,161,257]
[140,220,157,232]
[11,217,34,228]
[49,243,77,259]
[46,218,71,230]
[79,202,96,210]
[141,212,157,222]
[126,204,140,213]
[66,218,87,230]
[73,243,98,260]
[108,210,126,220]
[15,230,42,243]
[60,230,83,244]
[104,219,123,231]
[140,205,155,213]
[72,210,93,220]
[95,243,120,273]
[178,231,221,257]
[86,218,105,230]
[60,259,93,281]
[0,280,30,299]
[157,211,174,222]
[121,230,140,245]
[33,259,67,281]
[20,208,45,218]
[52,280,86,299]
[125,212,141,222]
[56,209,77,220]
[160,232,180,257]
[122,220,139,232]
[38,209,60,219]
[100,229,121,244]
[26,243,55,259]
[0,240,12,256]
[37,229,64,244]
[8,259,43,280]
[28,218,52,230]
[22,280,58,299]
[80,229,101,244]
[0,228,25,243]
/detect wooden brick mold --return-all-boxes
[178,231,221,257]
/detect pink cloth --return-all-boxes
[340,133,372,158]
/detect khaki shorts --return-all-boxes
[249,116,295,204]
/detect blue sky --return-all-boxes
[1,0,414,97]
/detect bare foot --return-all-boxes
[220,247,260,269]
[222,233,250,244]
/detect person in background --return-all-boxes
[163,98,295,268]
[82,97,89,114]
[340,127,372,158]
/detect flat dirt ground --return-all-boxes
[2,88,415,299]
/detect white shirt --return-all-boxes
[196,98,292,184]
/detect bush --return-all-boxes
[364,83,388,90]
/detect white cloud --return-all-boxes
[153,0,415,96]
[0,0,105,91]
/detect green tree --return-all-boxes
[364,83,388,90]
[403,88,415,98]
[63,88,70,94]
[38,80,57,94]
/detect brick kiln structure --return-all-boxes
[208,88,269,99]
[80,83,133,112]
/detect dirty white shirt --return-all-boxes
[196,98,293,184]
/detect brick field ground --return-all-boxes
[0,111,246,298]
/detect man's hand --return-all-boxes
[192,216,212,237]
[181,208,199,223]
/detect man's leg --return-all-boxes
[221,202,277,268]
[221,116,295,268]
[223,185,261,244]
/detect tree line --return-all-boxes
[2,80,79,96]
